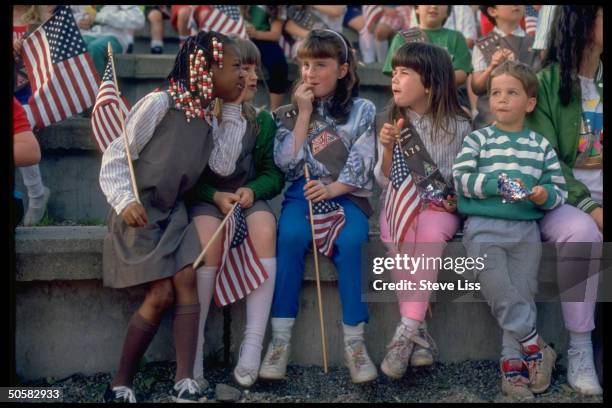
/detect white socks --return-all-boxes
[19,165,45,200]
[237,258,277,370]
[400,316,420,333]
[342,322,365,345]
[358,29,376,64]
[569,331,592,351]
[193,265,217,380]
[374,39,388,64]
[270,317,295,343]
[150,40,163,48]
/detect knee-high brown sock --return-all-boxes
[112,312,159,388]
[173,303,200,382]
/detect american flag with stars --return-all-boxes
[197,5,248,39]
[525,6,539,37]
[311,198,346,257]
[91,56,131,152]
[384,142,421,245]
[20,5,99,129]
[214,204,269,307]
[363,5,384,32]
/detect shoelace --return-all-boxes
[524,351,543,378]
[267,340,288,364]
[569,348,599,381]
[113,386,137,403]
[174,378,200,399]
[417,327,438,356]
[348,341,368,368]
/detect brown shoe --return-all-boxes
[500,359,534,400]
[522,336,557,394]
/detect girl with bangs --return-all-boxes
[188,35,284,389]
[374,42,472,380]
[260,29,378,384]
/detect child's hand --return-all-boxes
[235,187,255,209]
[121,202,148,227]
[529,186,548,205]
[591,207,603,232]
[213,191,240,215]
[428,195,457,213]
[490,48,515,69]
[304,179,332,203]
[245,22,258,39]
[295,82,314,113]
[380,118,405,150]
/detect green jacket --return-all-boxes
[191,109,285,204]
[525,62,603,214]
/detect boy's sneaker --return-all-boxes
[381,322,430,379]
[567,347,603,395]
[344,339,378,384]
[522,336,556,394]
[259,338,290,380]
[103,385,137,403]
[500,359,534,400]
[409,321,437,367]
[171,378,201,403]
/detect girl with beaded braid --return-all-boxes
[99,31,245,403]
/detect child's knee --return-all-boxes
[146,281,175,311]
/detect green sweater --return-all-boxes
[382,27,473,76]
[191,109,285,204]
[452,125,567,220]
[525,62,603,214]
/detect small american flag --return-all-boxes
[214,204,269,307]
[312,199,346,257]
[91,56,130,152]
[384,142,421,245]
[525,6,538,37]
[21,5,99,130]
[198,5,248,39]
[363,5,384,32]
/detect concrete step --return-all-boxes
[15,226,572,380]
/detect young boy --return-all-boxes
[452,61,567,400]
[382,5,472,87]
[470,5,541,129]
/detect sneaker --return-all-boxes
[522,336,557,394]
[500,359,534,400]
[567,347,603,395]
[150,45,163,54]
[23,186,50,226]
[259,338,290,380]
[409,322,437,367]
[103,385,137,403]
[381,322,429,379]
[344,339,378,384]
[233,343,260,388]
[194,376,209,392]
[171,378,201,403]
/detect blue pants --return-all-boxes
[271,178,370,325]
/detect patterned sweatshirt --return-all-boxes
[452,125,567,220]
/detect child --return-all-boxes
[382,5,472,88]
[145,5,171,54]
[188,35,285,389]
[453,61,566,400]
[260,29,377,384]
[525,6,603,396]
[13,5,51,226]
[470,5,541,129]
[99,31,245,403]
[375,42,472,379]
[242,6,289,110]
[281,6,346,59]
[373,6,415,64]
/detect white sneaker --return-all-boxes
[410,321,437,367]
[567,347,603,395]
[344,339,378,384]
[23,186,50,226]
[233,343,259,388]
[259,338,290,380]
[381,322,430,379]
[171,378,201,403]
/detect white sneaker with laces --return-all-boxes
[171,378,201,403]
[104,385,137,403]
[259,337,291,380]
[567,347,603,395]
[344,339,378,384]
[381,322,430,379]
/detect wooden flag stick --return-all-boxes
[304,164,329,373]
[108,42,140,203]
[192,202,239,270]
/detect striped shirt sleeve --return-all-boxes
[452,130,498,199]
[536,137,567,210]
[532,5,556,50]
[208,103,246,177]
[99,92,170,215]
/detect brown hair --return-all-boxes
[414,5,453,27]
[294,29,359,124]
[387,42,470,144]
[487,60,538,98]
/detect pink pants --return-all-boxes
[380,207,460,321]
[539,204,602,333]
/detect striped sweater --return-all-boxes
[452,125,567,220]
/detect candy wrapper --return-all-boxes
[497,173,531,203]
[420,184,456,207]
